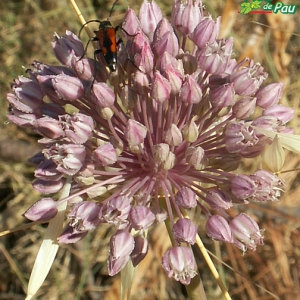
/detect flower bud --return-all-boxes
[171,0,203,35]
[153,143,175,170]
[94,143,117,166]
[91,82,115,108]
[152,18,179,57]
[209,82,235,109]
[263,104,294,124]
[52,74,84,101]
[58,224,88,244]
[11,76,44,111]
[190,16,221,48]
[123,8,142,36]
[205,215,234,243]
[139,0,163,40]
[162,246,197,285]
[175,187,197,209]
[32,178,64,194]
[173,218,197,245]
[230,174,255,201]
[232,97,257,119]
[24,198,58,221]
[131,33,154,74]
[180,75,202,104]
[165,124,183,146]
[182,119,199,143]
[35,116,64,139]
[151,71,171,103]
[205,189,232,210]
[129,205,156,230]
[108,230,135,276]
[125,119,147,147]
[230,213,263,251]
[256,82,283,108]
[185,146,206,170]
[52,31,84,66]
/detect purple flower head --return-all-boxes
[7,0,294,287]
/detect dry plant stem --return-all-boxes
[25,179,72,300]
[69,0,94,39]
[195,234,232,300]
[0,221,43,237]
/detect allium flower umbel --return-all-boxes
[8,0,292,288]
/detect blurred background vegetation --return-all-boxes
[0,0,299,299]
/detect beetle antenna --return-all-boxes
[79,20,102,37]
[108,0,119,19]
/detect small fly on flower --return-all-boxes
[79,0,122,72]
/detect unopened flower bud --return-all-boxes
[129,205,156,230]
[125,119,147,147]
[91,82,115,108]
[205,189,232,210]
[175,187,197,208]
[173,218,197,244]
[263,104,294,124]
[35,116,64,139]
[182,119,199,143]
[256,82,283,108]
[190,16,221,48]
[232,97,257,119]
[139,0,163,40]
[94,143,117,166]
[52,74,84,101]
[32,178,64,194]
[230,174,255,201]
[151,71,171,103]
[165,124,183,146]
[24,197,58,221]
[152,18,179,57]
[209,82,235,109]
[108,230,135,276]
[52,31,84,66]
[180,75,202,104]
[122,8,142,36]
[206,214,234,243]
[185,146,206,170]
[171,0,203,35]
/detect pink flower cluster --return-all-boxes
[7,0,292,285]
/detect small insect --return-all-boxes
[79,0,121,72]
